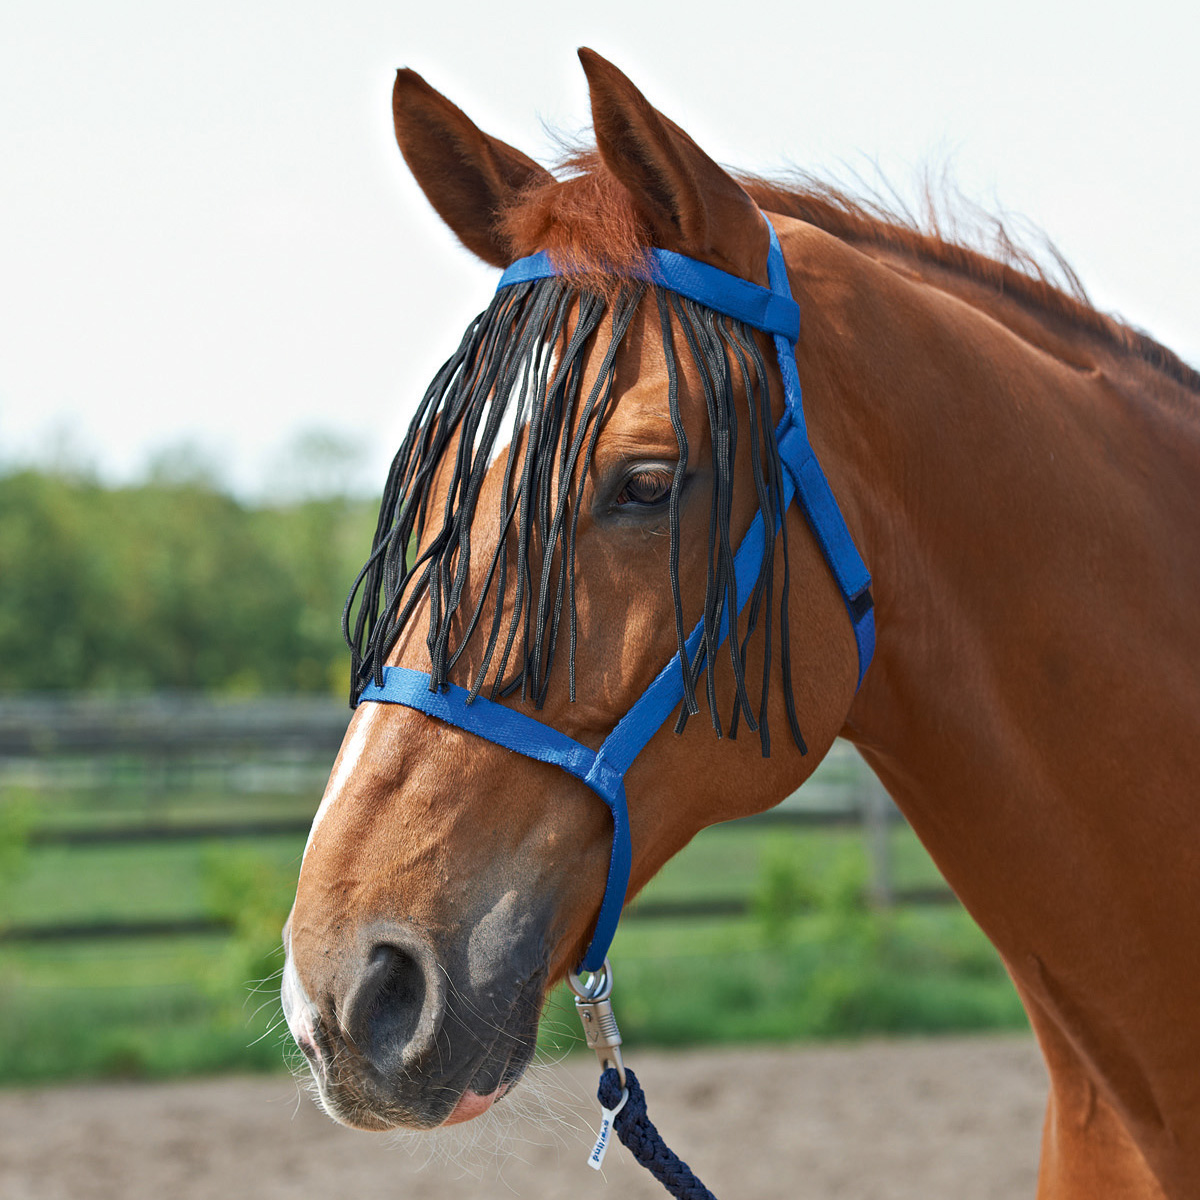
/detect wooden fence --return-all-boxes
[0,697,954,944]
[0,694,351,756]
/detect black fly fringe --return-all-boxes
[344,277,806,756]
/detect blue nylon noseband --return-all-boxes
[359,220,874,971]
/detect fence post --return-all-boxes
[863,768,894,909]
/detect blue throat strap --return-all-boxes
[359,220,873,971]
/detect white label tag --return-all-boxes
[586,1088,629,1171]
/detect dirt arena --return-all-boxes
[0,1035,1045,1200]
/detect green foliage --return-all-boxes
[0,840,301,1084]
[200,848,296,1024]
[538,905,1026,1059]
[540,836,1027,1051]
[0,792,34,925]
[754,834,822,944]
[750,835,923,1036]
[752,833,878,953]
[0,794,35,1055]
[0,466,375,694]
[0,958,293,1083]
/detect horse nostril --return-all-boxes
[343,941,435,1069]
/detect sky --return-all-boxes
[2,0,1196,496]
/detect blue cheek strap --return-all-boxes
[359,220,873,972]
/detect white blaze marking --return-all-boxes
[482,341,559,468]
[302,702,379,863]
[488,436,512,469]
[281,952,312,1041]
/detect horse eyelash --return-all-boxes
[613,466,675,507]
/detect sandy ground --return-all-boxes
[0,1035,1046,1200]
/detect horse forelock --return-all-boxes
[497,151,654,295]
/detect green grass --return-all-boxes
[0,937,290,1082]
[630,823,947,906]
[11,822,943,929]
[569,908,1024,1047]
[0,901,1026,1086]
[16,771,328,830]
[0,773,1027,1086]
[538,840,1026,1055]
[7,836,305,925]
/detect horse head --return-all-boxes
[282,50,863,1132]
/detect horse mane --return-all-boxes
[500,151,1200,393]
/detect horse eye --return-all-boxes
[614,467,673,509]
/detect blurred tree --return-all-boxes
[0,464,375,694]
[142,440,228,492]
[0,471,121,688]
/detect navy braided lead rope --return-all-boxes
[598,1068,717,1200]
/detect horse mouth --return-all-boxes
[311,1037,536,1132]
[442,1063,523,1125]
[298,979,543,1133]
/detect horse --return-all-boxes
[282,49,1200,1197]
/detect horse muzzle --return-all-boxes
[281,916,544,1131]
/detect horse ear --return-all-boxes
[577,48,767,281]
[392,69,554,268]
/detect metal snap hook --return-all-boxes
[567,957,625,1088]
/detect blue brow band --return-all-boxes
[498,249,801,341]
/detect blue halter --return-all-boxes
[359,221,874,972]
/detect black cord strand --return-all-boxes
[344,277,806,757]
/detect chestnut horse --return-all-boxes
[283,50,1200,1198]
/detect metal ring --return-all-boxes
[567,958,613,1002]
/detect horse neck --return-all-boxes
[789,221,1200,852]
[784,218,1200,1159]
